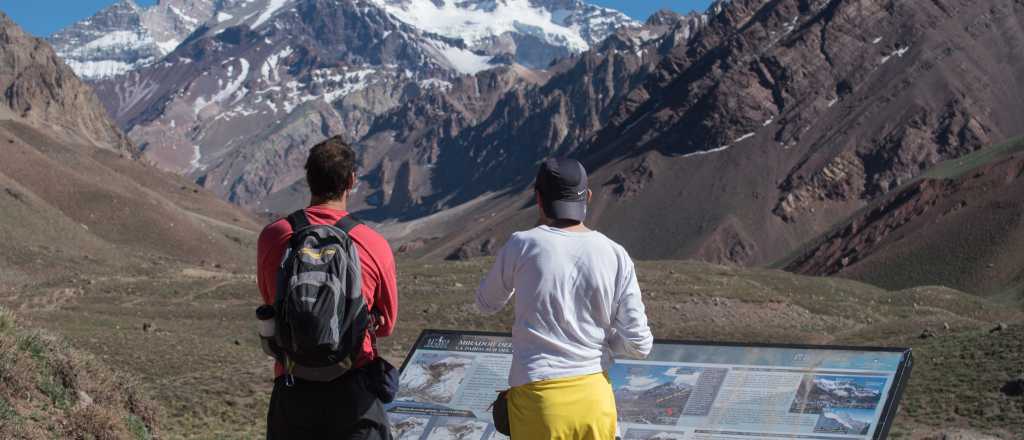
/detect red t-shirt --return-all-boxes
[256,205,398,377]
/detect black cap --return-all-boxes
[535,157,589,222]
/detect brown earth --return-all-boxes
[0,120,258,287]
[2,258,1022,438]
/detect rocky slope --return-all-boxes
[1,12,131,152]
[785,138,1024,297]
[394,0,1024,267]
[0,12,258,287]
[353,11,704,220]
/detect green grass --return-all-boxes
[895,325,1024,438]
[922,136,1024,180]
[127,414,154,440]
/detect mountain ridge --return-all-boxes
[400,0,1024,269]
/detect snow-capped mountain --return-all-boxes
[52,0,635,80]
[398,355,472,403]
[817,410,870,435]
[90,0,532,209]
[616,377,694,402]
[47,0,247,80]
[370,0,638,67]
[68,0,647,212]
[52,0,642,212]
[814,378,881,400]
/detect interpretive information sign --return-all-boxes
[386,330,912,440]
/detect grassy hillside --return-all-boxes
[0,307,158,439]
[780,137,1024,297]
[1,258,1020,438]
[899,324,1023,439]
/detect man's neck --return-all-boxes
[309,196,347,211]
[547,219,589,232]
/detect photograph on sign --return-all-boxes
[386,332,514,440]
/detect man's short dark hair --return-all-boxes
[306,136,356,201]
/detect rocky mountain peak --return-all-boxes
[0,12,132,152]
[645,9,682,26]
[47,0,228,80]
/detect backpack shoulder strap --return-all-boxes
[336,214,363,235]
[286,209,311,232]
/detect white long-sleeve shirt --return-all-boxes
[476,225,654,387]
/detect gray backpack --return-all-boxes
[272,210,369,381]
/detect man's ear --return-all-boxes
[586,189,593,203]
[347,173,357,192]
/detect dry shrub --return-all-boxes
[67,406,132,440]
[0,422,50,440]
[0,308,160,439]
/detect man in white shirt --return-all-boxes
[476,157,653,439]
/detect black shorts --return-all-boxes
[266,369,391,439]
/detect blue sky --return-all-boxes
[1,0,713,37]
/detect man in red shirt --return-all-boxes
[257,136,398,439]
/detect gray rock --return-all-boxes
[76,390,93,408]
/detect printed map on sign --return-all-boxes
[387,330,911,440]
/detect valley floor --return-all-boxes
[1,260,1021,439]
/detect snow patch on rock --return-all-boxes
[64,59,137,79]
[253,0,290,29]
[194,58,251,116]
[431,42,494,75]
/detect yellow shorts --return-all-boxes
[507,372,617,440]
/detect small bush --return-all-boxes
[126,414,152,440]
[37,369,71,409]
[17,333,47,362]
